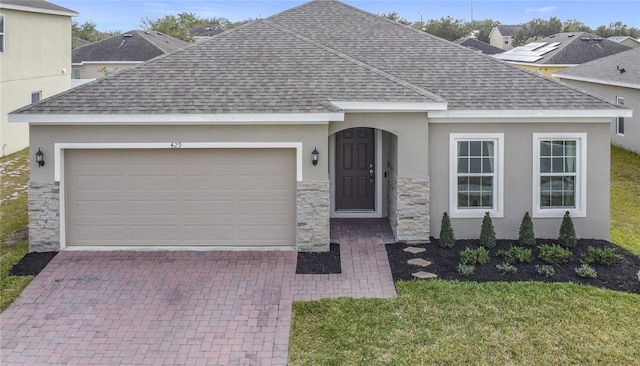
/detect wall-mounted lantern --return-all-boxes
[312,147,319,166]
[35,148,45,167]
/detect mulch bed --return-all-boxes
[9,251,58,276]
[296,243,341,274]
[386,239,640,295]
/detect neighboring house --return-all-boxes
[554,47,640,154]
[489,25,522,50]
[0,0,77,157]
[72,30,189,80]
[608,36,640,48]
[455,37,505,55]
[188,24,225,42]
[73,37,91,48]
[494,32,631,79]
[10,0,629,253]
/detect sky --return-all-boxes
[54,0,640,33]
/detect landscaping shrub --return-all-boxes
[558,211,577,248]
[536,264,556,278]
[538,244,572,264]
[439,212,455,248]
[479,212,496,248]
[496,262,517,274]
[518,212,536,247]
[498,245,532,264]
[460,247,490,266]
[580,246,621,266]
[457,264,475,276]
[575,264,598,279]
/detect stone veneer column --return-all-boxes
[393,176,431,243]
[28,182,60,252]
[296,181,330,252]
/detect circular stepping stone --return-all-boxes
[412,271,437,279]
[404,246,426,254]
[407,258,432,267]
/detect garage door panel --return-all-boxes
[65,148,296,248]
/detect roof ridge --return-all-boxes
[262,18,446,103]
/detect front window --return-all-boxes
[450,133,504,218]
[533,133,586,218]
[72,68,81,79]
[616,96,625,135]
[0,14,5,53]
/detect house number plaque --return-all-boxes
[170,142,183,148]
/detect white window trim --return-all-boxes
[532,133,587,218]
[449,133,504,218]
[616,96,624,136]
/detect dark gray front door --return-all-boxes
[335,128,375,210]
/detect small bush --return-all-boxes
[479,212,496,248]
[518,212,536,247]
[460,247,490,266]
[580,246,621,266]
[558,211,577,248]
[575,264,597,279]
[496,262,517,274]
[498,245,532,264]
[536,264,556,278]
[457,264,475,276]
[439,212,455,248]
[538,244,572,264]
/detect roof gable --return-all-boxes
[14,0,623,117]
[0,0,77,16]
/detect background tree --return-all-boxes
[562,19,592,33]
[594,22,640,38]
[72,20,119,48]
[423,16,469,41]
[467,19,500,43]
[512,16,562,46]
[141,12,254,42]
[378,11,411,26]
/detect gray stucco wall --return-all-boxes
[559,79,639,154]
[429,121,611,240]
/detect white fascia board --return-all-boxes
[331,101,448,112]
[428,109,632,120]
[0,3,78,17]
[503,61,578,68]
[9,113,345,124]
[552,74,640,90]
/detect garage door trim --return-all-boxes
[56,142,303,250]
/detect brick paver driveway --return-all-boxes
[1,219,396,365]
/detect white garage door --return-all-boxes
[65,148,296,248]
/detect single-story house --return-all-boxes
[554,47,640,154]
[10,0,630,252]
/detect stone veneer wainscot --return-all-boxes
[28,182,60,252]
[388,165,430,243]
[296,181,330,252]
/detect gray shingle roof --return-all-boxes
[188,24,225,37]
[497,32,631,65]
[455,37,505,55]
[73,31,189,63]
[0,0,77,15]
[497,25,523,37]
[554,47,640,89]
[15,0,623,115]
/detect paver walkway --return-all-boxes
[0,219,396,365]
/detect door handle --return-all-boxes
[369,163,374,182]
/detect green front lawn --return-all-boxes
[610,145,640,256]
[289,281,640,365]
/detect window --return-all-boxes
[31,91,41,104]
[503,36,510,45]
[450,133,504,218]
[533,133,587,218]
[0,14,4,53]
[616,96,625,135]
[72,68,81,79]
